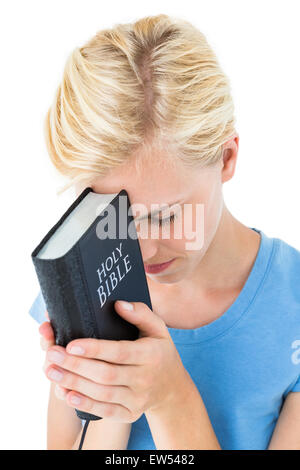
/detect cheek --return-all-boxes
[160,236,187,253]
[159,213,203,254]
[178,196,221,252]
[173,204,206,247]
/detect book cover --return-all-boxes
[31,186,153,421]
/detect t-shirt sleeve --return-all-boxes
[28,290,47,325]
[291,375,300,393]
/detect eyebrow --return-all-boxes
[134,199,184,222]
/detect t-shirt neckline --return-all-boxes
[166,227,276,345]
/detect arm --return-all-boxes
[43,301,221,450]
[145,369,221,450]
[47,382,81,449]
[70,418,132,450]
[47,382,132,450]
[268,392,300,450]
[41,320,132,450]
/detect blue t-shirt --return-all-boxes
[29,228,300,450]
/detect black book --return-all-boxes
[31,187,152,421]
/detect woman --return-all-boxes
[29,14,300,450]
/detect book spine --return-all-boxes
[73,243,99,340]
[66,245,103,421]
[32,251,101,421]
[32,253,86,346]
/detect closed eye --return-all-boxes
[152,212,178,227]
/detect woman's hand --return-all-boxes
[39,313,68,402]
[44,300,189,423]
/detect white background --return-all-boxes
[1,0,299,450]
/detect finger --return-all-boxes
[43,353,56,373]
[40,336,52,351]
[39,321,55,343]
[55,384,68,400]
[66,337,151,365]
[114,301,169,339]
[65,390,133,423]
[46,346,137,386]
[45,364,135,410]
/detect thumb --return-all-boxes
[114,300,168,339]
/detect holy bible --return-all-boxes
[31,186,153,421]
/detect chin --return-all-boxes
[146,269,184,284]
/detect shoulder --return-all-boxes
[270,234,300,290]
[259,232,300,322]
[255,232,300,393]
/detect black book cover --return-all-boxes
[31,187,153,421]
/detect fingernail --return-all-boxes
[48,350,64,364]
[118,300,133,311]
[69,346,85,356]
[48,368,63,382]
[70,395,81,405]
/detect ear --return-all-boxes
[221,134,239,183]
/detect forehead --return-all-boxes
[91,149,190,208]
[88,145,219,216]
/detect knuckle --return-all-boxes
[90,339,101,358]
[115,342,129,363]
[101,364,116,383]
[104,403,115,417]
[82,397,94,413]
[95,384,113,402]
[141,338,154,364]
[103,386,114,402]
[134,373,147,391]
[65,372,79,390]
[67,355,80,371]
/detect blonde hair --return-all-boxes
[44,14,236,194]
